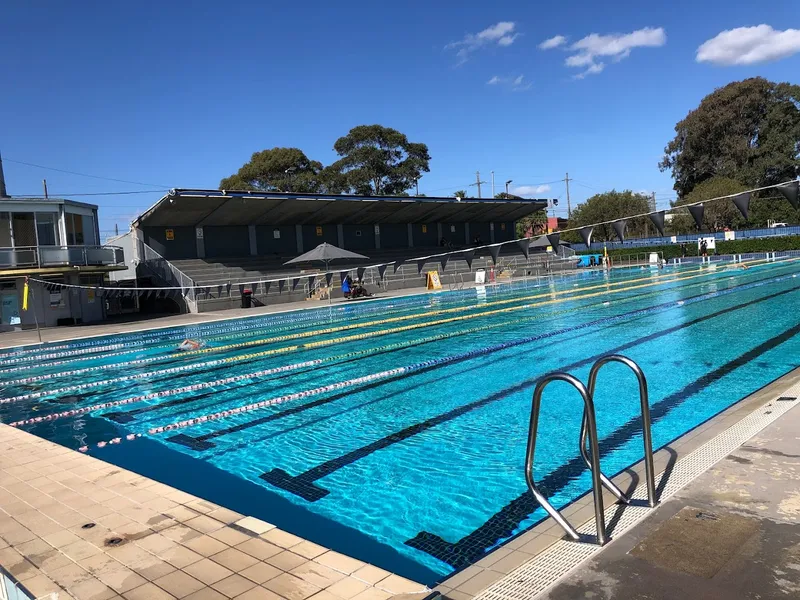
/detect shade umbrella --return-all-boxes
[285,243,369,303]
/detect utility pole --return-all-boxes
[505,180,512,196]
[42,179,49,199]
[414,178,419,196]
[491,171,495,197]
[469,171,487,198]
[565,172,572,218]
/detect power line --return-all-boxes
[2,157,170,189]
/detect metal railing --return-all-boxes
[525,355,657,545]
[0,245,124,269]
[136,240,198,313]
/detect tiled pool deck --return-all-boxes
[0,425,429,600]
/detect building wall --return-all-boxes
[301,225,337,250]
[13,273,106,329]
[495,221,515,242]
[255,226,298,256]
[441,222,466,246]
[412,223,437,248]
[203,226,250,258]
[141,226,196,260]
[471,222,492,245]
[342,225,376,251]
[379,224,407,249]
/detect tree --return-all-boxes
[517,210,547,238]
[453,190,467,198]
[329,125,431,195]
[220,148,324,193]
[565,190,651,242]
[494,192,521,199]
[668,177,748,234]
[660,77,800,198]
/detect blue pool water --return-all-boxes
[3,260,800,584]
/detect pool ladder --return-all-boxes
[525,355,657,545]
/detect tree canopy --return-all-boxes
[565,190,651,242]
[668,177,749,234]
[219,147,325,193]
[660,77,800,198]
[328,125,431,196]
[453,190,467,198]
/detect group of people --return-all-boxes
[341,275,372,300]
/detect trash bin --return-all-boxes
[241,289,252,308]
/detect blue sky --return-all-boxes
[1,1,799,237]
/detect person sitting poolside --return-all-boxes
[342,275,353,299]
[177,339,203,351]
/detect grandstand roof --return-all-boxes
[133,189,549,227]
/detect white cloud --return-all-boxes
[539,35,567,50]
[486,74,531,91]
[696,25,800,66]
[446,21,519,63]
[512,184,551,196]
[565,27,666,77]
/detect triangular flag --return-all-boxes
[251,283,259,295]
[226,283,232,296]
[462,249,475,269]
[649,211,666,237]
[339,271,348,283]
[308,275,316,288]
[292,278,301,291]
[393,259,404,273]
[517,238,530,259]
[278,279,285,294]
[688,204,704,230]
[777,180,799,209]
[732,192,751,219]
[546,233,560,251]
[417,259,427,275]
[440,254,449,271]
[263,281,270,294]
[488,245,501,265]
[238,284,245,296]
[203,287,210,297]
[325,273,333,287]
[217,285,223,297]
[612,220,627,242]
[378,264,388,279]
[579,226,593,247]
[357,267,366,281]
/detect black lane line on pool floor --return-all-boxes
[256,283,800,503]
[405,319,800,570]
[165,272,797,455]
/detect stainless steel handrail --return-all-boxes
[527,373,608,544]
[580,355,657,507]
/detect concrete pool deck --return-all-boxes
[0,425,429,600]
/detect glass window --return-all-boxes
[11,213,36,247]
[66,213,84,245]
[82,215,97,245]
[0,213,10,247]
[35,213,59,246]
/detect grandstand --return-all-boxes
[130,189,552,312]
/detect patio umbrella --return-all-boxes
[285,243,369,302]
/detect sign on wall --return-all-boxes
[316,226,323,236]
[165,229,174,241]
[422,224,427,233]
[273,229,281,239]
[195,227,204,239]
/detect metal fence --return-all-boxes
[136,240,198,313]
[0,245,124,270]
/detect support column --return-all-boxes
[195,227,205,258]
[489,222,496,243]
[248,225,257,256]
[465,223,470,244]
[407,223,414,248]
[374,224,381,250]
[337,224,344,248]
[295,224,303,253]
[437,223,443,242]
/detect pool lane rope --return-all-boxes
[3,263,755,387]
[3,262,772,395]
[71,266,800,452]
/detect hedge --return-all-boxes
[577,235,800,260]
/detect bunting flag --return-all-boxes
[579,226,593,247]
[217,285,223,297]
[357,267,366,281]
[488,245,501,265]
[462,249,475,269]
[417,259,427,275]
[688,204,705,230]
[440,255,449,271]
[325,273,333,287]
[225,283,232,296]
[612,220,627,242]
[292,278,301,291]
[339,271,348,284]
[546,233,560,251]
[203,287,210,298]
[308,275,316,288]
[278,279,285,294]
[517,238,531,259]
[649,211,666,237]
[262,281,271,294]
[238,284,245,296]
[378,264,388,279]
[732,192,751,219]
[252,283,260,295]
[777,180,799,209]
[393,259,404,273]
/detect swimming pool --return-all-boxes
[3,260,800,584]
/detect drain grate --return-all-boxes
[777,396,796,402]
[81,523,96,529]
[476,381,800,600]
[105,537,124,547]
